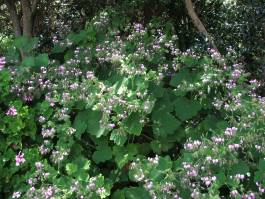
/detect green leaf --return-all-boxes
[14,36,39,52]
[157,156,172,171]
[112,189,126,199]
[52,44,66,53]
[92,145,112,164]
[128,75,148,91]
[73,111,88,138]
[68,30,87,44]
[227,161,249,186]
[229,161,249,176]
[110,129,127,146]
[56,176,72,188]
[66,163,78,175]
[124,187,151,199]
[150,140,163,154]
[87,111,105,137]
[149,82,165,98]
[64,50,75,61]
[112,187,151,199]
[182,152,193,162]
[67,157,90,181]
[152,110,181,136]
[255,159,265,183]
[150,138,177,154]
[93,175,111,198]
[14,36,28,49]
[153,89,176,112]
[258,159,265,171]
[149,168,163,181]
[170,68,192,87]
[215,172,226,188]
[22,56,35,67]
[73,109,105,138]
[174,97,201,121]
[201,115,219,131]
[149,82,164,98]
[86,27,97,43]
[124,112,143,136]
[180,56,199,67]
[35,54,49,67]
[113,144,138,169]
[73,157,90,171]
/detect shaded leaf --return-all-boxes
[174,97,201,121]
[124,112,143,136]
[92,145,112,164]
[35,54,49,67]
[152,110,181,136]
[110,129,127,146]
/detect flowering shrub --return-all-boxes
[1,8,265,199]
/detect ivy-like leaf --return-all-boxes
[124,112,143,136]
[73,109,105,138]
[152,110,181,137]
[148,82,164,98]
[157,156,172,171]
[73,111,88,138]
[170,68,192,87]
[113,144,138,169]
[113,187,150,199]
[110,129,127,146]
[174,97,201,121]
[254,159,265,183]
[22,56,35,67]
[180,56,199,67]
[35,54,49,67]
[229,161,249,176]
[92,145,112,164]
[124,187,151,199]
[65,163,78,175]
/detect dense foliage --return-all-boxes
[1,1,265,199]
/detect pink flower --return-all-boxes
[15,151,25,166]
[230,190,239,198]
[0,57,6,71]
[6,106,18,116]
[86,71,95,79]
[224,127,238,137]
[12,191,21,198]
[108,123,115,129]
[35,162,43,170]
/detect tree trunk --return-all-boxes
[184,0,220,54]
[5,0,39,38]
[5,0,39,60]
[263,25,265,41]
[5,0,22,37]
[21,0,33,37]
[31,0,39,16]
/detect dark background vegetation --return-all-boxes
[1,0,264,69]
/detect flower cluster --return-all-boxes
[15,152,25,166]
[0,57,5,70]
[6,106,18,116]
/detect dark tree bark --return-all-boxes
[5,0,22,36]
[31,0,39,15]
[5,0,39,59]
[21,0,33,37]
[185,0,220,54]
[5,0,39,38]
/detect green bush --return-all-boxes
[1,9,265,199]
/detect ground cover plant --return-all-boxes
[0,0,265,199]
